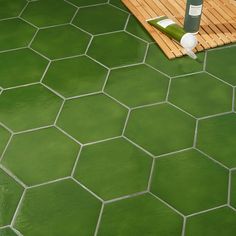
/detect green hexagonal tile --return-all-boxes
[14,179,101,236]
[151,149,228,215]
[0,19,36,51]
[31,25,91,59]
[87,32,147,68]
[0,227,17,236]
[43,56,107,98]
[231,170,236,209]
[57,94,128,143]
[0,84,62,132]
[126,15,153,42]
[0,0,26,19]
[73,5,128,34]
[0,49,48,88]
[185,207,236,236]
[74,138,152,200]
[98,193,183,236]
[206,46,236,86]
[0,169,24,226]
[0,125,11,156]
[169,73,232,117]
[21,0,76,27]
[125,104,195,155]
[2,127,80,185]
[197,113,236,168]
[109,0,128,11]
[105,64,169,107]
[146,44,204,77]
[67,0,106,7]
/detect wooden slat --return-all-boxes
[122,0,236,59]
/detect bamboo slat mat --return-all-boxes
[122,0,236,59]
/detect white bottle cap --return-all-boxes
[180,33,198,59]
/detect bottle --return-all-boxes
[184,0,203,34]
[147,16,198,59]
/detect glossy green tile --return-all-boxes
[98,193,183,236]
[21,0,76,27]
[31,25,90,59]
[0,227,17,236]
[2,127,80,185]
[67,0,106,7]
[0,0,26,19]
[169,73,232,117]
[185,207,236,236]
[231,171,236,208]
[197,113,236,168]
[57,94,127,143]
[43,56,107,98]
[125,104,195,155]
[73,5,128,34]
[87,32,147,68]
[206,46,236,86]
[126,15,153,42]
[0,169,23,226]
[0,19,36,51]
[0,85,62,132]
[0,49,48,88]
[151,149,228,215]
[14,179,101,236]
[109,0,128,11]
[105,64,169,107]
[74,138,152,200]
[0,125,11,156]
[146,44,204,76]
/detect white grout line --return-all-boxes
[232,87,235,112]
[11,189,27,227]
[228,170,232,205]
[70,22,93,36]
[0,164,27,188]
[104,190,147,204]
[3,82,40,91]
[194,148,229,170]
[0,122,13,134]
[110,61,143,70]
[18,16,38,29]
[142,43,149,63]
[72,177,104,202]
[103,91,130,109]
[29,47,51,61]
[125,30,149,44]
[71,146,83,176]
[40,82,65,100]
[198,110,233,121]
[85,35,94,54]
[51,53,85,62]
[64,0,79,8]
[65,91,102,101]
[108,2,130,14]
[39,23,70,30]
[124,14,131,31]
[70,8,79,24]
[228,204,236,212]
[167,101,197,119]
[54,125,83,145]
[0,16,18,22]
[144,62,171,78]
[123,136,155,158]
[0,46,28,55]
[203,50,208,71]
[83,136,121,147]
[11,227,23,236]
[54,100,65,125]
[147,158,155,191]
[131,100,166,110]
[122,110,131,135]
[27,176,71,189]
[186,204,227,218]
[170,70,203,79]
[0,225,10,230]
[13,124,54,135]
[101,69,111,92]
[86,54,110,70]
[0,134,13,162]
[181,217,187,236]
[94,203,104,236]
[205,71,234,88]
[40,61,51,82]
[165,78,172,101]
[155,147,193,159]
[149,191,185,217]
[18,1,29,17]
[93,29,124,37]
[193,120,199,148]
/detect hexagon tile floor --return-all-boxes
[0,1,236,236]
